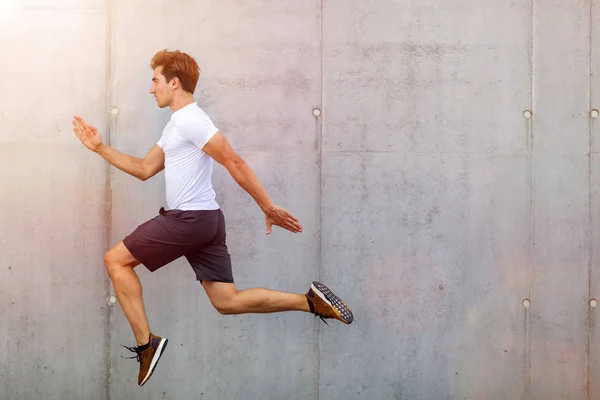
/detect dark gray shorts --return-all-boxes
[123,207,233,283]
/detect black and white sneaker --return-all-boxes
[123,333,168,387]
[305,281,354,324]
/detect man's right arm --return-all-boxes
[96,143,164,181]
[73,115,164,181]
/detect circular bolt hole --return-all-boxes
[522,299,531,308]
[312,108,322,117]
[592,109,599,119]
[110,107,120,116]
[108,295,117,305]
[523,110,532,119]
[591,299,598,308]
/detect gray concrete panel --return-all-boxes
[0,7,109,400]
[530,155,590,400]
[322,0,531,154]
[107,1,321,398]
[320,153,530,399]
[320,1,533,398]
[590,3,600,396]
[530,1,591,398]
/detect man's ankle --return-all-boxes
[137,333,151,347]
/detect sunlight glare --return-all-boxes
[0,0,17,15]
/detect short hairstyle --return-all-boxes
[150,49,200,94]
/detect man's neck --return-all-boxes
[170,93,196,113]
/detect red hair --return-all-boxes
[150,49,200,94]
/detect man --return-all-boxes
[72,49,353,387]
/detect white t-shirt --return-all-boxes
[157,102,220,211]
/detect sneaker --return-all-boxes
[306,281,353,324]
[123,333,168,386]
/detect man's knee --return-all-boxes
[214,302,236,315]
[205,283,239,315]
[104,242,139,275]
[212,294,239,315]
[104,250,120,275]
[104,249,115,266]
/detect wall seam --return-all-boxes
[588,1,594,399]
[526,0,535,398]
[104,0,115,398]
[316,1,324,399]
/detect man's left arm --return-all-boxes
[202,131,303,235]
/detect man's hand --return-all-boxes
[265,205,303,234]
[72,116,103,152]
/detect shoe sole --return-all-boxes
[311,282,354,324]
[140,338,168,387]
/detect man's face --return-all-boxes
[149,66,173,108]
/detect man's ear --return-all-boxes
[170,76,180,89]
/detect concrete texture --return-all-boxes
[0,4,109,400]
[531,1,591,399]
[2,0,600,399]
[321,1,532,399]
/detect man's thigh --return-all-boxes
[122,214,190,272]
[123,208,223,272]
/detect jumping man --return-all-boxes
[72,49,353,387]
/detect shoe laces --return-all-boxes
[121,344,143,363]
[307,297,330,325]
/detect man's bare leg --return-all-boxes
[104,241,151,345]
[202,281,310,315]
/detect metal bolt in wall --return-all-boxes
[591,299,598,308]
[592,109,599,119]
[110,107,120,116]
[522,299,531,308]
[313,108,321,117]
[523,110,532,119]
[107,295,117,305]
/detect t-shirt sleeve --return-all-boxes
[156,136,164,148]
[177,112,219,149]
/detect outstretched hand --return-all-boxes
[72,116,103,152]
[265,205,303,234]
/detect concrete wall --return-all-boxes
[0,2,110,400]
[1,1,600,399]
